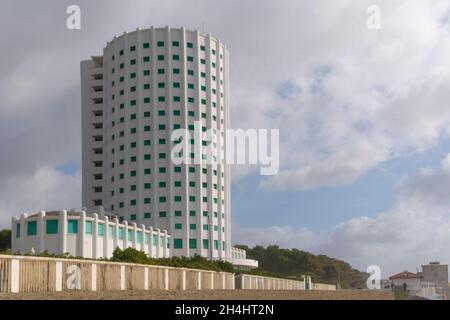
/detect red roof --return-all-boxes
[389,271,420,280]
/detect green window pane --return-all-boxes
[85,221,93,235]
[175,223,182,230]
[144,183,151,189]
[68,220,78,234]
[46,220,58,235]
[174,196,182,202]
[157,41,164,47]
[214,240,219,250]
[189,224,196,230]
[98,223,104,236]
[152,234,157,245]
[174,210,182,217]
[144,198,151,204]
[203,239,209,249]
[189,210,196,217]
[174,166,181,173]
[174,238,183,249]
[118,227,124,240]
[187,42,193,48]
[144,212,151,219]
[108,225,114,238]
[143,42,149,48]
[128,229,132,241]
[130,214,136,221]
[189,239,197,249]
[203,224,209,231]
[172,41,179,47]
[137,231,142,243]
[159,211,167,217]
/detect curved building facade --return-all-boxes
[82,26,231,260]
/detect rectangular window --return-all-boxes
[203,224,209,231]
[118,227,124,240]
[175,210,182,217]
[85,221,93,235]
[16,223,20,237]
[144,212,151,219]
[108,225,114,238]
[214,240,219,250]
[174,238,183,249]
[144,198,151,204]
[187,42,193,48]
[175,223,182,230]
[144,183,151,189]
[174,196,182,202]
[203,239,209,249]
[130,214,136,221]
[128,229,132,241]
[189,239,197,249]
[157,41,164,47]
[172,41,179,47]
[46,220,58,234]
[159,211,167,217]
[143,42,149,48]
[157,55,164,61]
[67,220,78,234]
[137,231,142,243]
[189,210,196,217]
[130,45,136,52]
[98,223,104,236]
[189,224,196,230]
[143,56,150,62]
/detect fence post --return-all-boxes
[91,264,97,291]
[55,261,62,291]
[10,259,20,293]
[211,272,214,289]
[197,271,202,290]
[120,265,126,290]
[164,268,169,290]
[144,267,149,290]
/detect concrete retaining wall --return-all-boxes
[235,274,336,291]
[0,255,336,293]
[0,255,234,293]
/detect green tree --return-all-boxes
[0,229,11,251]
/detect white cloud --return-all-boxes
[235,155,450,276]
[0,167,81,228]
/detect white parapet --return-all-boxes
[11,210,171,259]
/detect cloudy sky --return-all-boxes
[2,0,450,277]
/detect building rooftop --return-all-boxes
[389,271,421,280]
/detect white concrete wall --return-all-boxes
[11,211,171,259]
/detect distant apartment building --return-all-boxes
[421,262,449,299]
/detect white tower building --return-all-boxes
[81,26,231,260]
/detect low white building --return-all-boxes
[225,247,258,270]
[389,270,446,300]
[11,210,171,259]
